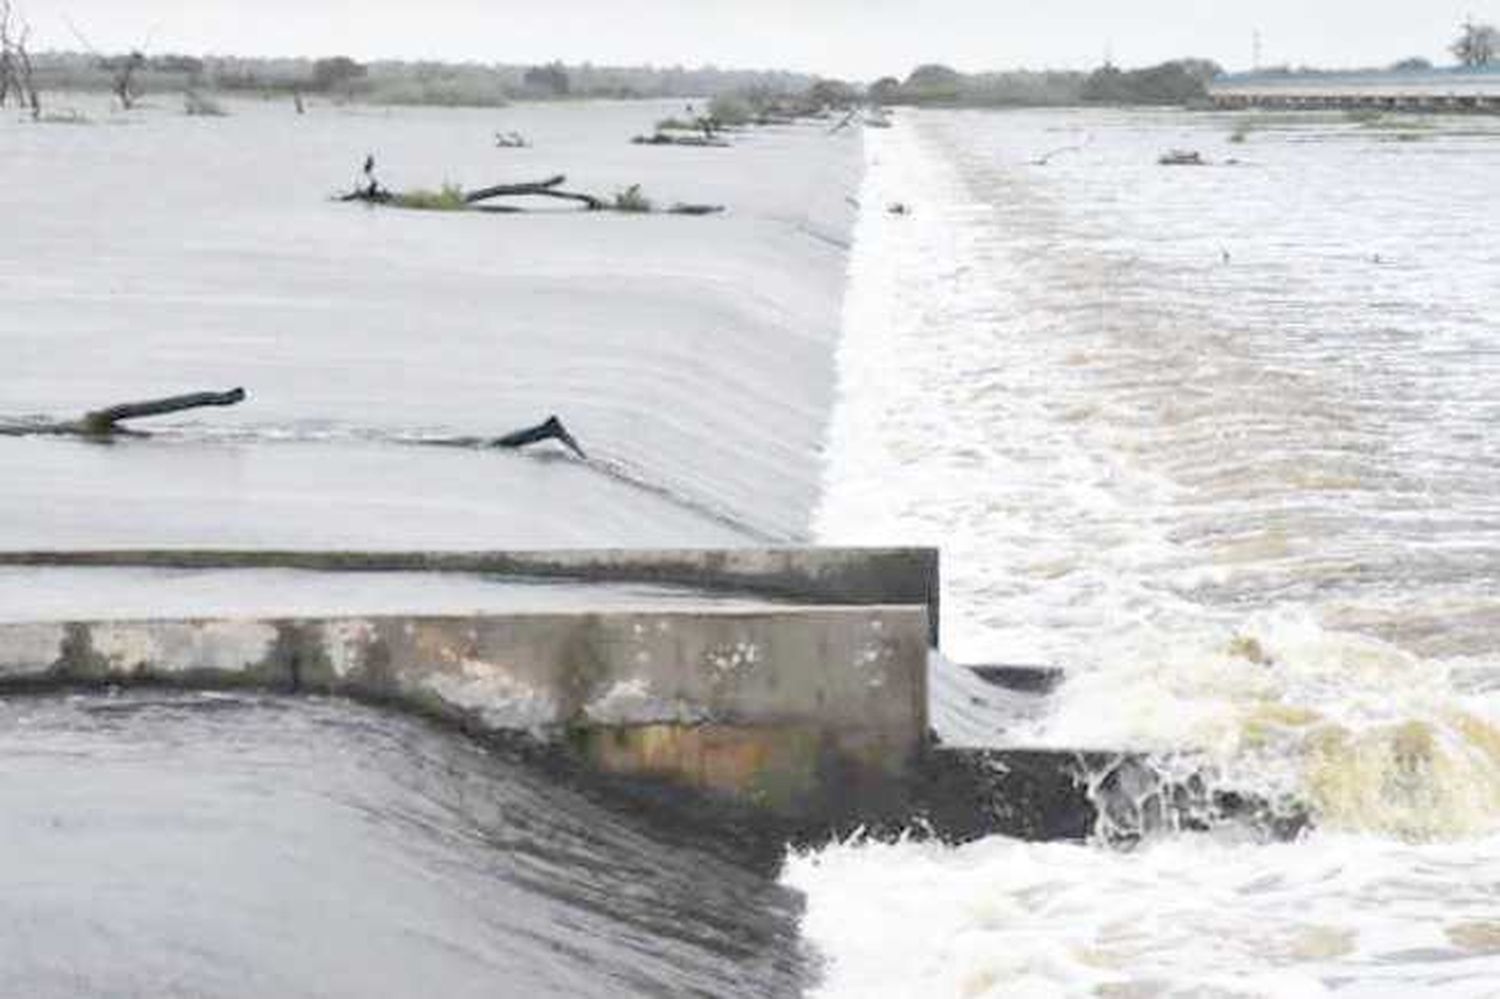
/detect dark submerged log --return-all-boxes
[82,388,247,431]
[631,133,730,147]
[667,203,725,216]
[491,415,586,457]
[422,415,586,459]
[0,387,247,438]
[461,174,567,202]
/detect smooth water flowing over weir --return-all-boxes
[797,109,1500,996]
[0,99,868,998]
[0,692,806,997]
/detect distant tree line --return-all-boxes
[17,14,1495,116]
[1079,59,1221,103]
[21,50,818,107]
[871,59,1222,108]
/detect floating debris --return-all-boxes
[1158,149,1205,166]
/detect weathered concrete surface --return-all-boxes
[0,567,799,622]
[0,547,941,642]
[0,606,927,822]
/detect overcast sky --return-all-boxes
[14,1,1489,78]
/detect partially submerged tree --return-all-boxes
[61,15,148,107]
[0,0,41,118]
[706,92,752,126]
[105,50,145,108]
[1451,18,1499,67]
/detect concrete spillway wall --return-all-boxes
[0,603,929,826]
[0,548,1296,844]
[0,546,942,643]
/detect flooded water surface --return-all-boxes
[5,94,1500,998]
[802,108,1500,996]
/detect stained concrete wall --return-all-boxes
[0,606,928,822]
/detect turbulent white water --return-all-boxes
[797,109,1500,996]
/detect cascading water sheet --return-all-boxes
[798,108,1500,997]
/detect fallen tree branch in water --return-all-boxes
[417,415,586,458]
[0,387,247,438]
[0,387,592,459]
[338,170,719,218]
[630,132,730,147]
[462,174,602,210]
[1033,133,1092,166]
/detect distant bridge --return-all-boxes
[1208,68,1500,112]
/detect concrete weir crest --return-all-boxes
[0,547,937,829]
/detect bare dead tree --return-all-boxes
[0,1,40,118]
[1452,18,1500,67]
[14,22,37,118]
[0,1,12,107]
[109,50,145,109]
[64,15,148,109]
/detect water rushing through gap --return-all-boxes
[795,109,1500,996]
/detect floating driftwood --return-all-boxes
[631,132,730,148]
[1,386,589,460]
[339,173,603,211]
[421,415,586,458]
[1158,149,1205,166]
[337,170,720,217]
[1033,133,1092,166]
[667,203,725,216]
[0,388,247,438]
[463,174,602,210]
[828,110,858,134]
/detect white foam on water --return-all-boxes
[784,831,1500,999]
[801,110,1500,996]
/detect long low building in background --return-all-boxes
[1209,67,1500,111]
